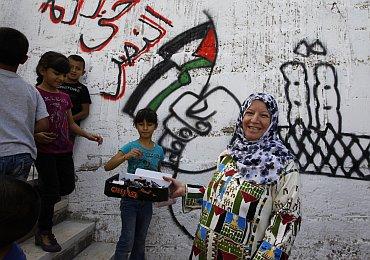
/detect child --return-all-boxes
[58,55,91,126]
[0,27,49,180]
[34,51,103,252]
[104,108,164,260]
[0,176,41,260]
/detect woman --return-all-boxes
[165,93,301,259]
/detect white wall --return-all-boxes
[1,0,369,258]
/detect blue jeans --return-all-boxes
[114,198,153,260]
[0,153,33,181]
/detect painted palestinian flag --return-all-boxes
[147,26,217,110]
[123,20,218,116]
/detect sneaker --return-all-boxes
[35,230,62,252]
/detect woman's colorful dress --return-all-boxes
[183,153,301,260]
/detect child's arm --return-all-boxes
[104,149,142,171]
[104,151,126,171]
[34,132,56,144]
[34,117,49,133]
[67,109,102,144]
[73,103,90,122]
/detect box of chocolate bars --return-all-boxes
[104,168,172,202]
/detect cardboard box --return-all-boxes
[104,168,172,202]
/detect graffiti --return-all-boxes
[280,39,369,180]
[102,6,172,100]
[39,0,173,100]
[122,18,240,174]
[39,0,84,25]
[121,16,240,238]
[158,87,240,174]
[123,21,218,116]
[293,39,327,57]
[281,61,312,127]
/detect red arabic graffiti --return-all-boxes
[39,0,173,100]
[39,0,85,25]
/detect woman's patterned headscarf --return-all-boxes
[227,93,295,184]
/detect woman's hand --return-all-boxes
[86,133,103,145]
[163,176,186,198]
[34,132,57,144]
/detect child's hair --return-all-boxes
[0,176,40,247]
[36,51,70,85]
[134,108,158,126]
[0,27,29,66]
[68,54,86,70]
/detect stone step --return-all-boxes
[21,219,95,260]
[53,198,69,225]
[17,199,69,244]
[73,242,116,260]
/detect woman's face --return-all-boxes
[242,100,271,141]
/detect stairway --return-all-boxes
[19,199,116,260]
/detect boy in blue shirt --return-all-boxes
[104,108,164,260]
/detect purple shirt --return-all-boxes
[36,88,73,154]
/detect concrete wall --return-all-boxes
[1,0,369,258]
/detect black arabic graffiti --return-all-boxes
[280,39,369,180]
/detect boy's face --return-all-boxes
[135,119,157,139]
[66,59,85,82]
